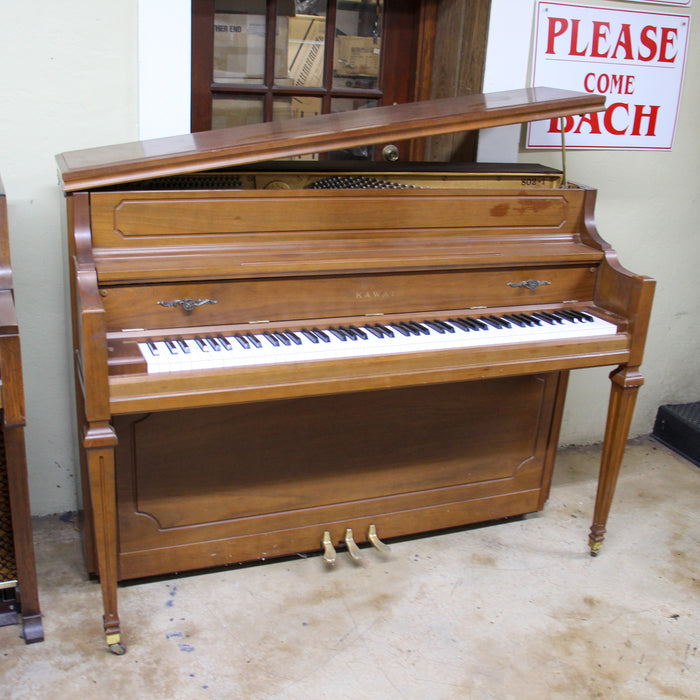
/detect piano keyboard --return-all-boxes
[137,310,618,374]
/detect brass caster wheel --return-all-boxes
[108,641,127,655]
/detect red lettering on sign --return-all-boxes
[638,26,657,62]
[611,24,634,60]
[546,17,568,54]
[659,27,679,63]
[591,22,610,58]
[545,103,658,137]
[632,104,659,136]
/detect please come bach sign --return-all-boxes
[527,2,690,150]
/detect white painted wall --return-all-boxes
[0,0,697,515]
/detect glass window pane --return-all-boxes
[212,97,264,130]
[273,96,323,122]
[283,1,327,88]
[333,0,383,90]
[213,7,266,85]
[331,97,378,113]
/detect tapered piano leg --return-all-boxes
[588,366,644,556]
[84,424,124,654]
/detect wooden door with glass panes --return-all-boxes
[191,0,424,160]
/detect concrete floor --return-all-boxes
[1,436,698,699]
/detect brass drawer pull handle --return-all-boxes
[507,279,551,290]
[157,297,218,312]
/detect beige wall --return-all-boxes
[0,1,697,516]
[0,2,138,514]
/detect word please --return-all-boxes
[546,18,679,63]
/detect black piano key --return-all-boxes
[434,319,456,333]
[553,310,579,323]
[246,333,262,348]
[329,327,348,341]
[194,335,209,351]
[146,340,159,356]
[537,311,563,324]
[232,334,249,349]
[274,332,291,346]
[164,338,179,354]
[513,314,535,327]
[217,334,234,350]
[364,325,384,338]
[408,321,431,335]
[520,313,542,326]
[479,316,504,330]
[284,330,302,345]
[502,314,526,327]
[302,328,320,343]
[339,325,359,340]
[348,325,368,340]
[375,324,394,337]
[578,311,595,322]
[312,327,331,343]
[448,318,471,332]
[263,332,280,347]
[400,322,421,336]
[424,320,446,334]
[568,309,594,322]
[532,312,556,325]
[390,323,411,336]
[491,315,511,328]
[205,335,221,351]
[215,335,232,350]
[176,337,191,353]
[460,317,484,331]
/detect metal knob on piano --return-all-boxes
[157,297,218,312]
[507,279,552,290]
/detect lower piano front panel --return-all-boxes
[113,372,566,580]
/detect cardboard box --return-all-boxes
[214,13,289,82]
[291,95,323,119]
[334,35,381,77]
[288,15,326,87]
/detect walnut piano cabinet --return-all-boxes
[56,88,655,654]
[0,176,43,643]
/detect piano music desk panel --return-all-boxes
[58,90,654,653]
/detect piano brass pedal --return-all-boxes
[344,528,362,562]
[322,531,336,567]
[368,524,391,554]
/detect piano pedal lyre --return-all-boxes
[368,524,391,554]
[322,531,336,567]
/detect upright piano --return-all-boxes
[56,88,654,654]
[0,175,43,643]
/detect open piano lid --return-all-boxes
[56,88,605,192]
